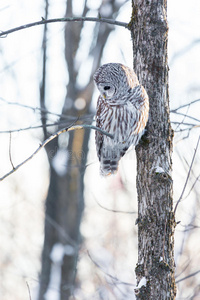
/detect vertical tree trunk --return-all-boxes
[129,1,176,298]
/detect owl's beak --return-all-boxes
[102,93,106,99]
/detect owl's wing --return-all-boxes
[95,96,104,161]
[129,85,147,108]
[128,84,149,138]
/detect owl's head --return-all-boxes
[93,63,139,103]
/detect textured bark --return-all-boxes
[129,1,176,299]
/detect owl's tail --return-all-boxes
[99,146,128,176]
[100,157,120,176]
[100,158,120,176]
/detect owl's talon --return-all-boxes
[140,130,150,145]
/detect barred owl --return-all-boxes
[93,63,149,176]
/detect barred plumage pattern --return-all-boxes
[93,63,149,176]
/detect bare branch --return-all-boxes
[171,98,200,136]
[175,259,191,279]
[40,0,49,138]
[45,214,78,247]
[173,126,200,134]
[178,223,200,232]
[0,16,128,38]
[183,173,200,200]
[176,269,200,284]
[170,98,200,113]
[0,121,83,134]
[172,122,198,127]
[173,103,191,133]
[171,111,200,124]
[95,198,137,214]
[174,135,200,215]
[0,97,73,119]
[26,281,32,300]
[9,133,15,169]
[0,123,62,134]
[87,250,134,287]
[0,124,113,181]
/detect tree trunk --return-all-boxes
[129,1,176,298]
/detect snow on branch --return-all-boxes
[0,16,128,38]
[134,277,147,295]
[0,124,113,181]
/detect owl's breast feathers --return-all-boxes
[96,85,149,139]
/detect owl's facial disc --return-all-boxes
[98,83,116,99]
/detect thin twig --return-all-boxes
[176,269,200,284]
[0,122,67,134]
[183,174,200,200]
[174,135,200,215]
[171,121,198,127]
[170,98,200,113]
[173,125,200,133]
[0,124,113,181]
[87,250,134,287]
[171,111,200,124]
[174,104,190,133]
[95,198,136,214]
[0,97,73,119]
[175,259,191,279]
[0,16,128,38]
[40,0,48,138]
[26,281,32,300]
[45,214,78,247]
[9,132,15,169]
[179,223,200,232]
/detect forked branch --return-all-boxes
[0,124,113,181]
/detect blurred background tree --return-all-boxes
[38,1,129,299]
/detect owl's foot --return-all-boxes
[140,130,150,146]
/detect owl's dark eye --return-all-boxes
[104,86,110,90]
